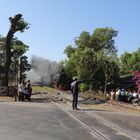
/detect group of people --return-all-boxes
[18,77,140,108]
[109,88,140,103]
[70,76,140,110]
[18,80,32,101]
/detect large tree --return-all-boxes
[10,38,31,82]
[4,14,29,94]
[64,27,119,90]
[0,37,31,85]
[0,36,5,67]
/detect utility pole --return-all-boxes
[15,57,21,101]
[18,57,21,85]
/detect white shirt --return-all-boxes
[18,83,25,93]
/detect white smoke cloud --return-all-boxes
[27,55,59,85]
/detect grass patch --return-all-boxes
[32,86,56,93]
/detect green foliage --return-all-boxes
[0,36,5,67]
[12,38,29,55]
[0,36,31,80]
[100,53,120,93]
[120,48,140,76]
[75,31,91,48]
[15,18,30,32]
[79,83,89,92]
[64,45,76,58]
[56,61,72,90]
[63,27,119,90]
[91,28,118,53]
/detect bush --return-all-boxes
[79,83,89,92]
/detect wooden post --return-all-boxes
[18,57,21,85]
[15,57,21,101]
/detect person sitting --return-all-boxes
[25,80,32,101]
[133,90,138,99]
[18,81,26,101]
[127,90,133,103]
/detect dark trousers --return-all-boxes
[72,94,78,109]
[18,92,25,101]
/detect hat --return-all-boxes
[73,77,78,81]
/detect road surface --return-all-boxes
[0,100,139,140]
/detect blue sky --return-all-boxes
[0,0,140,62]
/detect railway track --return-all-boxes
[36,92,108,140]
[33,92,140,140]
[86,112,140,140]
[52,100,109,140]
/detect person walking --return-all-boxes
[71,77,84,110]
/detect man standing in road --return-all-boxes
[71,77,84,110]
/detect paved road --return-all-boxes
[0,101,139,140]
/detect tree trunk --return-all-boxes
[104,81,107,95]
[4,31,13,95]
[104,72,108,95]
[4,14,22,95]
